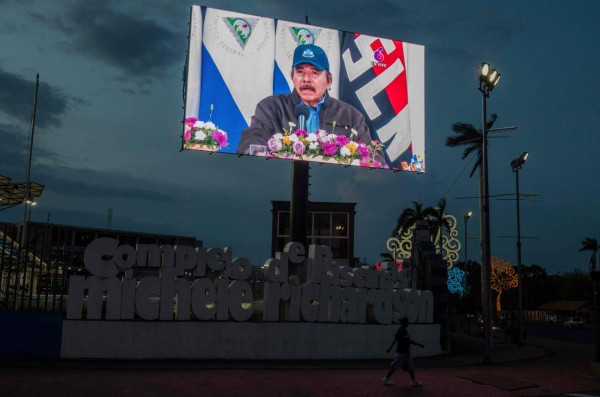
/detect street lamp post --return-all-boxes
[463,211,473,266]
[463,210,473,293]
[478,62,501,364]
[511,151,528,346]
[464,210,473,335]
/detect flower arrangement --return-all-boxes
[183,105,228,151]
[266,121,387,168]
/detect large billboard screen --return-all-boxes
[183,5,425,172]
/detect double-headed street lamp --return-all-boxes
[478,62,501,364]
[511,151,528,346]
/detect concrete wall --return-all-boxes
[0,311,63,358]
[61,321,442,359]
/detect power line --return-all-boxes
[443,154,476,198]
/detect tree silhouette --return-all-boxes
[427,198,453,256]
[579,237,599,272]
[445,114,497,178]
[392,201,436,236]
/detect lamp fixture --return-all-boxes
[511,151,529,171]
[478,62,501,94]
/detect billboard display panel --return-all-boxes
[183,5,425,172]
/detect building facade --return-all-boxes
[270,201,356,266]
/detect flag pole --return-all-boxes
[16,74,39,309]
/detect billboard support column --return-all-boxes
[290,161,309,280]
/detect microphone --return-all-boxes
[294,104,310,131]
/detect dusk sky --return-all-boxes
[1,0,598,275]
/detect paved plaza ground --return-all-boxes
[2,331,600,397]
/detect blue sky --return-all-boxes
[1,0,599,274]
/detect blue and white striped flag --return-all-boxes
[198,7,275,153]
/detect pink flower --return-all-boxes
[185,117,197,128]
[293,140,305,156]
[335,135,350,146]
[357,145,370,159]
[360,159,383,168]
[184,129,191,141]
[322,141,338,156]
[294,129,308,137]
[211,130,228,148]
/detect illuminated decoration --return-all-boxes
[385,214,461,269]
[490,256,519,316]
[386,225,414,263]
[432,214,461,269]
[447,267,465,295]
[375,260,403,271]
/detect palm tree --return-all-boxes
[392,201,435,289]
[392,201,437,237]
[428,198,453,256]
[445,114,497,178]
[579,237,599,272]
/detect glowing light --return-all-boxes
[375,260,403,272]
[447,267,466,295]
[490,256,519,315]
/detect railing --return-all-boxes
[0,224,68,314]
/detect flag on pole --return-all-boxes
[198,7,275,153]
[184,6,203,121]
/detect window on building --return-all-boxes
[275,210,350,261]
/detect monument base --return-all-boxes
[61,321,442,360]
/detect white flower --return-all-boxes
[273,133,284,140]
[288,121,297,129]
[309,142,319,150]
[340,146,351,157]
[268,136,283,152]
[194,130,207,141]
[317,130,327,139]
[289,134,299,143]
[204,121,216,130]
[193,120,205,129]
[306,133,318,142]
[327,134,337,142]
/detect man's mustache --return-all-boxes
[300,85,315,91]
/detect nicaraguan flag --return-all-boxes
[339,33,425,169]
[274,21,340,98]
[184,5,202,121]
[199,7,275,153]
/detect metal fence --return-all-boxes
[0,223,68,313]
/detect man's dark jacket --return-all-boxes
[237,90,373,155]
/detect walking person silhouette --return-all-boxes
[383,317,425,386]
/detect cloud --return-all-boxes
[50,0,181,78]
[0,69,69,128]
[0,122,28,179]
[34,164,178,203]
